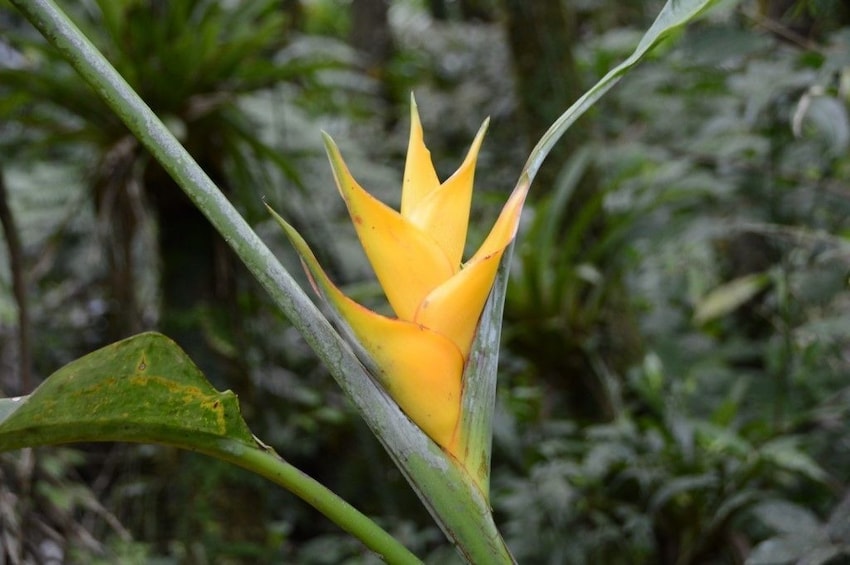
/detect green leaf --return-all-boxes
[0,332,254,452]
[693,272,771,325]
[753,500,822,536]
[0,333,422,565]
[649,474,718,514]
[759,437,830,484]
[747,538,829,565]
[748,500,841,565]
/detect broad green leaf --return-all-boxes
[753,500,822,536]
[0,332,255,452]
[759,437,830,484]
[0,332,421,565]
[747,537,836,565]
[793,93,850,156]
[748,500,840,565]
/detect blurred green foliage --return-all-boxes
[1,0,850,563]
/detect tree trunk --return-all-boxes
[93,136,145,342]
[281,0,304,31]
[502,0,583,191]
[0,169,31,393]
[349,0,398,128]
[459,0,494,22]
[143,123,250,400]
[428,0,448,20]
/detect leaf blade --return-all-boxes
[0,332,255,452]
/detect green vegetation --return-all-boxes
[1,0,849,563]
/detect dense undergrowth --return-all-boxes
[1,0,849,563]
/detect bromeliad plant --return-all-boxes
[0,0,727,562]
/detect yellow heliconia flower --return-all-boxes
[271,97,528,460]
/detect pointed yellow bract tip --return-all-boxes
[274,100,528,462]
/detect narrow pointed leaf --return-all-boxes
[694,272,771,325]
[456,239,514,497]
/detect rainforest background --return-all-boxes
[1,0,850,562]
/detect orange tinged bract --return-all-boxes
[271,97,529,460]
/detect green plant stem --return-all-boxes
[213,441,422,565]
